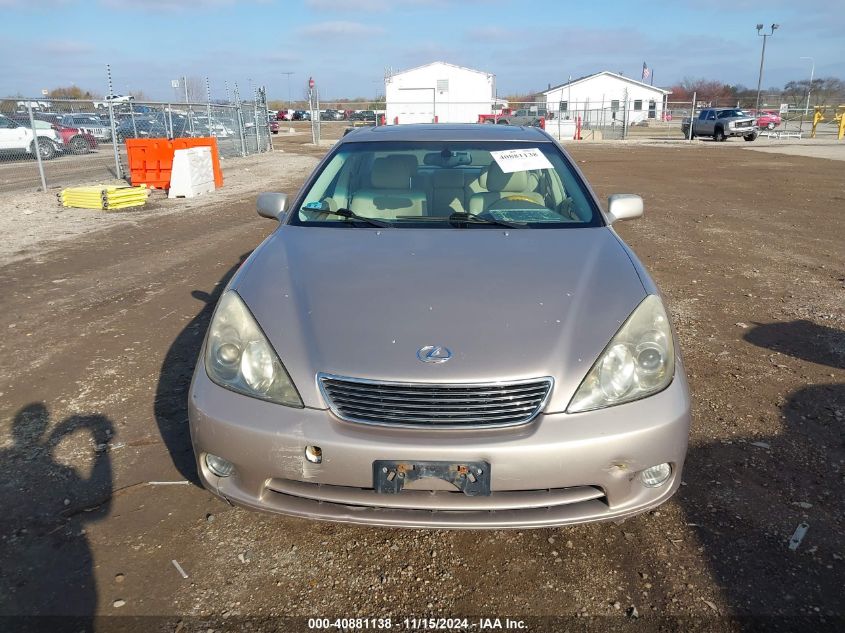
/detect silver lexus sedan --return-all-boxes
[188,124,690,529]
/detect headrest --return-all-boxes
[432,169,465,188]
[370,155,417,189]
[481,162,531,192]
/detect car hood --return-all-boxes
[234,226,647,412]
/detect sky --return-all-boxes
[0,0,841,102]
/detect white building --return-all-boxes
[542,71,670,126]
[385,61,495,125]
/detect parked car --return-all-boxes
[189,115,234,138]
[321,109,346,121]
[487,108,546,128]
[292,110,311,121]
[188,123,691,528]
[0,113,63,160]
[115,116,168,141]
[276,109,292,121]
[348,110,377,122]
[60,114,113,142]
[269,120,280,134]
[9,114,96,154]
[681,108,758,141]
[751,110,782,130]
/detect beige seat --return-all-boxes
[349,155,426,219]
[467,162,546,215]
[431,169,466,214]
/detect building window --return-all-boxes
[633,99,643,111]
[611,100,619,112]
[436,79,449,92]
[559,101,568,112]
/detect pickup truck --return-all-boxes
[0,113,63,160]
[478,108,545,128]
[682,108,758,141]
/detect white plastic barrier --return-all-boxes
[543,118,577,141]
[168,146,216,199]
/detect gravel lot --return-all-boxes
[0,137,842,632]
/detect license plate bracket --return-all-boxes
[373,460,491,496]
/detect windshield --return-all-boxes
[73,116,102,125]
[717,110,745,119]
[291,140,602,229]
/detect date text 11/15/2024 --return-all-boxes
[307,617,528,630]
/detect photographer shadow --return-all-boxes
[679,320,844,625]
[0,403,113,619]
[743,319,844,370]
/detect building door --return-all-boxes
[395,88,435,124]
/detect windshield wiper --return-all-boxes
[395,212,526,228]
[303,206,392,228]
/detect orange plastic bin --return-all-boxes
[125,137,224,190]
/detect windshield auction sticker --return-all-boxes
[490,148,553,173]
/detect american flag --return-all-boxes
[642,62,651,82]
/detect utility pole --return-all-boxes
[802,57,815,114]
[755,23,779,113]
[281,72,294,108]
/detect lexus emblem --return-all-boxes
[417,345,452,364]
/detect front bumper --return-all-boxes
[188,367,690,529]
[727,125,757,136]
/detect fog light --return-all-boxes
[205,453,235,477]
[639,463,672,488]
[304,445,322,464]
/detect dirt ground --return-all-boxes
[0,136,842,632]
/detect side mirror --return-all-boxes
[256,192,288,221]
[607,194,643,224]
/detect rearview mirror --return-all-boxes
[607,194,643,224]
[256,192,288,221]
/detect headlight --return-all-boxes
[204,291,303,407]
[568,295,674,413]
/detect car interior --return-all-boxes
[298,147,593,224]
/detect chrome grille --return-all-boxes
[319,374,553,428]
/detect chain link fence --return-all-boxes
[297,98,843,143]
[1,95,272,193]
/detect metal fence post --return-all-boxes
[167,104,174,138]
[315,87,321,145]
[26,102,47,191]
[622,92,629,140]
[688,92,697,142]
[206,77,213,139]
[107,100,122,179]
[253,95,261,154]
[237,102,247,157]
[129,100,137,138]
[263,91,273,152]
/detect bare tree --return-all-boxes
[184,77,205,103]
[783,77,845,109]
[48,86,101,99]
[674,78,736,105]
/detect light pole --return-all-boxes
[281,72,294,108]
[755,23,779,113]
[798,57,814,134]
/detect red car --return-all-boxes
[269,120,280,134]
[30,114,98,153]
[56,124,98,153]
[752,110,781,130]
